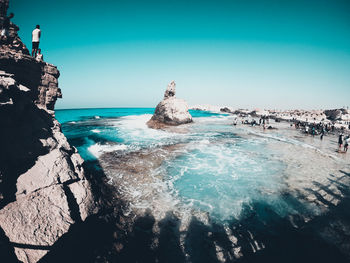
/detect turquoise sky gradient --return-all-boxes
[9,0,350,109]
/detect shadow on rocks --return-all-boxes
[0,102,54,209]
[0,227,20,263]
[11,168,350,263]
[156,211,186,263]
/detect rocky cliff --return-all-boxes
[147,81,192,128]
[0,1,97,262]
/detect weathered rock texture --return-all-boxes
[0,1,97,262]
[147,81,192,128]
[0,0,28,55]
[0,43,62,110]
[324,109,348,121]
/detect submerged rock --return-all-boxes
[147,81,192,128]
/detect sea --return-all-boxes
[55,107,350,263]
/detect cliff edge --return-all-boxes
[0,1,97,262]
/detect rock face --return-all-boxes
[0,0,28,55]
[147,81,192,128]
[0,43,62,110]
[220,107,233,113]
[324,109,347,121]
[0,1,97,262]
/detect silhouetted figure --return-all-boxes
[31,25,41,57]
[320,129,325,140]
[338,134,343,151]
[0,12,14,41]
[344,136,349,153]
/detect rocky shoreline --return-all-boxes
[191,105,350,133]
[1,0,350,262]
[0,1,103,262]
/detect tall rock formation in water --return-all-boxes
[147,81,193,128]
[0,1,97,262]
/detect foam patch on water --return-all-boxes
[195,114,232,124]
[111,114,186,147]
[88,143,128,158]
[91,129,101,133]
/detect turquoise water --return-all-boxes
[55,108,340,223]
[55,108,350,261]
[56,108,223,160]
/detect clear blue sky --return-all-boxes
[9,0,350,109]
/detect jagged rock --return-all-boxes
[250,109,269,117]
[0,0,28,55]
[0,49,62,110]
[164,80,176,99]
[324,109,343,121]
[220,107,232,113]
[0,72,97,263]
[0,0,60,111]
[0,185,74,263]
[0,1,98,262]
[147,81,192,128]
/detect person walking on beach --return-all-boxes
[320,128,325,140]
[1,12,14,41]
[338,134,343,151]
[32,25,41,57]
[344,136,349,153]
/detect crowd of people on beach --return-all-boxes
[236,115,277,130]
[297,120,349,153]
[1,12,43,61]
[233,114,350,154]
[294,121,333,136]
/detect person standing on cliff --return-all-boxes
[1,13,14,41]
[31,25,41,57]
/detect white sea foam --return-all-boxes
[111,114,185,146]
[88,143,128,158]
[195,115,232,124]
[91,129,101,133]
